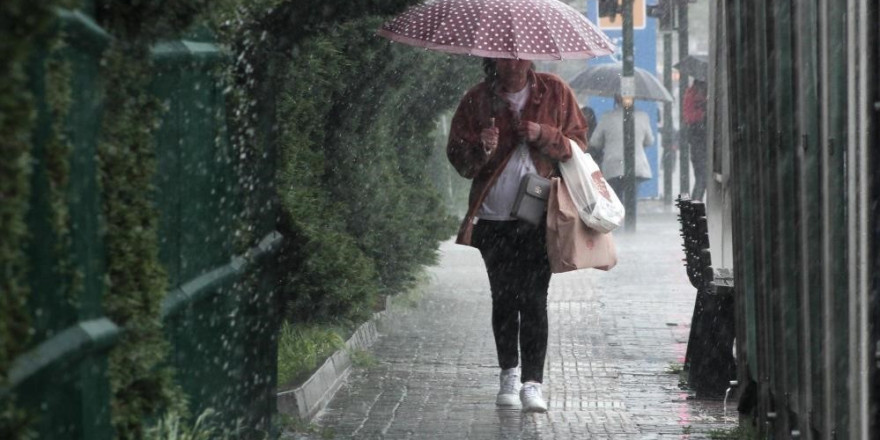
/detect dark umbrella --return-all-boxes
[674,54,708,81]
[376,0,615,60]
[568,62,673,102]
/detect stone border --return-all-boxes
[276,296,393,422]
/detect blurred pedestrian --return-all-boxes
[683,79,708,200]
[581,105,597,139]
[581,105,603,164]
[447,58,587,413]
[588,94,655,199]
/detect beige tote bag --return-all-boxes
[545,177,617,273]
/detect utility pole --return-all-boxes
[648,0,675,209]
[677,0,690,196]
[662,25,675,209]
[622,0,636,232]
[661,3,675,209]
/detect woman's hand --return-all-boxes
[480,126,499,155]
[517,120,542,142]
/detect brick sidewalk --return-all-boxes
[294,213,737,439]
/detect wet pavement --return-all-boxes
[291,210,738,439]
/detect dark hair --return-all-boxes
[482,58,498,84]
[581,106,597,139]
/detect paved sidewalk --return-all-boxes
[300,212,737,439]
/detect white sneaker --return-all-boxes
[520,381,548,413]
[496,368,521,406]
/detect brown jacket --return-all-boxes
[447,70,588,246]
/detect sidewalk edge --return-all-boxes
[276,295,392,422]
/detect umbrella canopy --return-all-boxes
[376,0,616,60]
[674,54,708,81]
[568,62,673,102]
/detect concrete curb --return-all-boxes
[276,296,392,422]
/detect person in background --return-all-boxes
[588,94,655,199]
[683,79,708,201]
[581,105,602,164]
[446,58,587,413]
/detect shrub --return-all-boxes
[274,17,480,324]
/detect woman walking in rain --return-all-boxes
[446,58,587,413]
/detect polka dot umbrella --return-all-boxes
[377,0,616,60]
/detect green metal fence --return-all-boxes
[713,1,878,438]
[4,8,281,438]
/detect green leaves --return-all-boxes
[96,43,181,439]
[0,2,64,438]
[274,17,479,325]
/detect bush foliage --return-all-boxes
[1,1,80,438]
[272,17,480,325]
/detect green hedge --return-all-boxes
[273,17,480,325]
[96,43,182,439]
[1,1,79,438]
[94,2,207,438]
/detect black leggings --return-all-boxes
[473,219,552,383]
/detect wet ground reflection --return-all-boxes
[290,209,737,439]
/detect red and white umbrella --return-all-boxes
[377,0,616,60]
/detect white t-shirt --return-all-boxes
[478,85,537,221]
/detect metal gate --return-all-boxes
[3,8,282,438]
[709,1,878,438]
